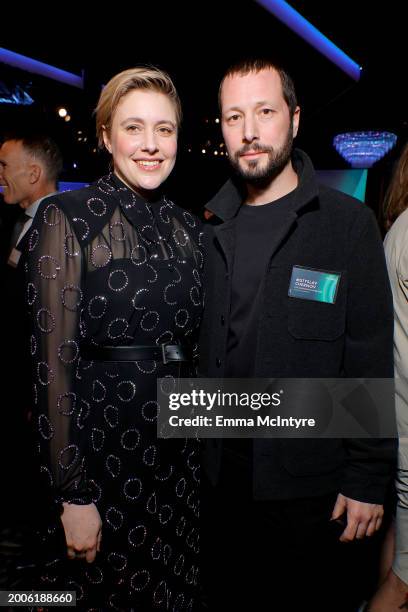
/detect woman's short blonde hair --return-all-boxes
[95,66,182,149]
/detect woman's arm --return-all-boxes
[26,198,101,559]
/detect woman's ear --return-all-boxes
[102,125,112,154]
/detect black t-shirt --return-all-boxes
[226,189,298,377]
[223,188,298,463]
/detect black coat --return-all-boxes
[199,149,396,503]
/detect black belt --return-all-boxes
[80,343,191,364]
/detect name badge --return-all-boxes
[288,265,341,304]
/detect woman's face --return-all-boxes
[103,89,178,195]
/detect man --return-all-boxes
[199,59,396,611]
[0,133,62,587]
[0,134,62,265]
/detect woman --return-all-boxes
[369,142,408,611]
[24,67,203,610]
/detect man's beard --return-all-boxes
[229,124,294,188]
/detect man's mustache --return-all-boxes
[236,143,274,157]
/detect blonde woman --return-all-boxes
[24,67,203,610]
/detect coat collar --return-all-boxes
[206,149,319,221]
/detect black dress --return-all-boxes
[23,174,203,611]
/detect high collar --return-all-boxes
[107,172,165,210]
[206,149,319,222]
[97,172,173,243]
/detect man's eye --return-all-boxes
[261,108,274,118]
[228,115,240,122]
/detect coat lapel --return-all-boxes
[264,211,298,266]
[213,220,236,274]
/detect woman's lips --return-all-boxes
[133,160,163,170]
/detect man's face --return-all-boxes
[0,140,32,205]
[220,68,299,185]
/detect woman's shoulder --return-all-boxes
[44,182,106,214]
[385,208,408,274]
[390,207,408,235]
[35,180,118,245]
[385,207,408,250]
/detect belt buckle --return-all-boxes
[161,341,172,365]
[161,342,182,364]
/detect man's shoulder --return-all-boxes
[318,184,370,217]
[316,184,378,241]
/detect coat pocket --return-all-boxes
[288,273,347,341]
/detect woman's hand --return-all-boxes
[61,502,102,563]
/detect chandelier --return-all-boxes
[333,131,397,168]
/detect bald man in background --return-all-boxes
[0,133,62,587]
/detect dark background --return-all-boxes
[1,0,406,215]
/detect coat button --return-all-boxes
[216,358,221,368]
[220,315,225,326]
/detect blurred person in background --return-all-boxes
[0,134,62,588]
[369,142,408,611]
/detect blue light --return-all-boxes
[0,83,34,105]
[1,181,90,195]
[333,132,398,168]
[0,47,84,89]
[256,0,362,81]
[59,181,89,192]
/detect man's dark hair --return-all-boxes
[1,132,63,184]
[218,57,298,119]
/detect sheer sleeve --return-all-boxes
[26,200,91,505]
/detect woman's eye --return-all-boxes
[158,126,174,135]
[126,125,141,133]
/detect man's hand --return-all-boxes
[331,493,383,543]
[61,502,102,563]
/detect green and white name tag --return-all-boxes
[288,265,341,304]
